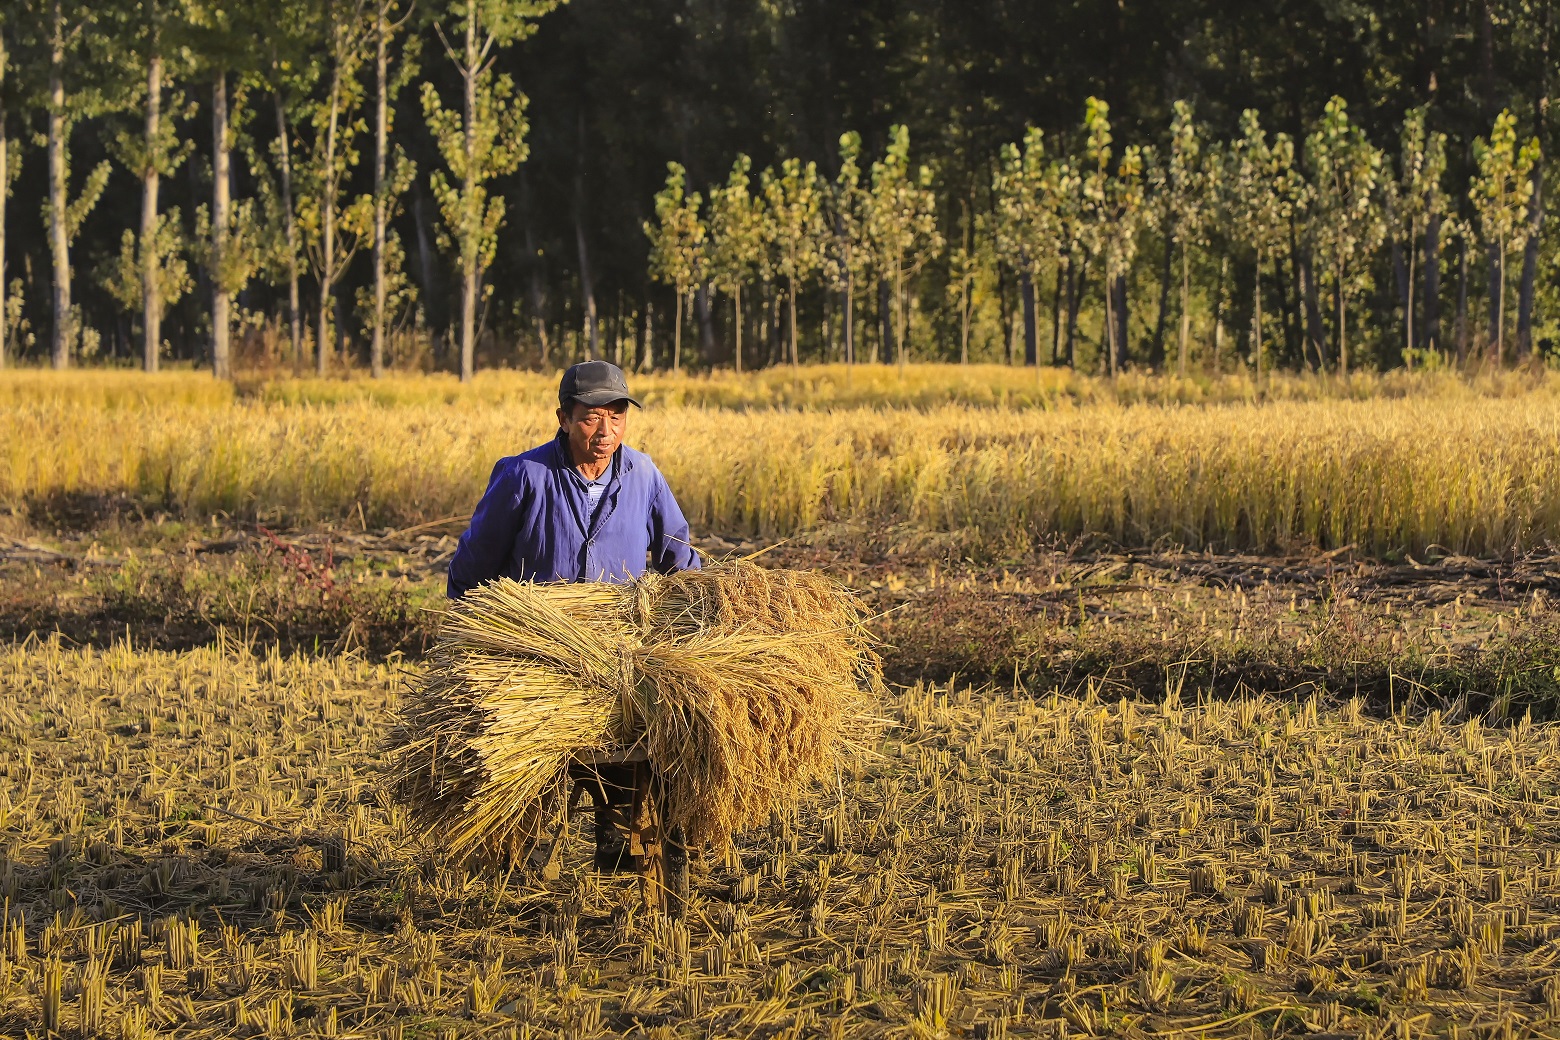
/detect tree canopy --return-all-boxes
[0,0,1557,374]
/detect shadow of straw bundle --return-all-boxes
[387,560,883,859]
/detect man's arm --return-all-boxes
[648,471,701,574]
[447,459,526,597]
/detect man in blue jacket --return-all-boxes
[447,360,700,870]
[447,360,700,594]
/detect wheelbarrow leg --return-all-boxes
[633,768,688,918]
[663,819,688,918]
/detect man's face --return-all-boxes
[557,400,629,466]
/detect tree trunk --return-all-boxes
[370,3,389,378]
[574,209,598,365]
[1516,165,1543,358]
[1211,255,1227,372]
[997,265,1012,365]
[1455,235,1470,365]
[211,71,232,380]
[411,180,437,339]
[519,168,549,366]
[732,283,743,373]
[141,51,162,372]
[0,30,6,368]
[1050,262,1064,365]
[895,270,908,372]
[48,0,71,370]
[1495,248,1507,364]
[1486,243,1502,363]
[1282,252,1302,367]
[459,13,481,381]
[1299,248,1326,369]
[787,274,798,367]
[316,54,343,378]
[273,93,302,370]
[1177,248,1190,376]
[1112,273,1128,372]
[1066,256,1085,368]
[1423,212,1442,353]
[672,292,682,372]
[1253,247,1264,381]
[1405,238,1417,361]
[1391,238,1409,358]
[1020,268,1037,365]
[1103,275,1116,378]
[695,283,715,365]
[1335,262,1348,375]
[843,275,854,365]
[1150,230,1173,369]
[877,277,891,364]
[616,292,627,366]
[959,273,971,364]
[641,296,655,372]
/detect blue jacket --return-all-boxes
[446,434,701,596]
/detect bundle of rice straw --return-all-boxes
[386,560,883,860]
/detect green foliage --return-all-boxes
[422,1,555,282]
[865,125,942,366]
[761,157,825,294]
[707,155,764,301]
[1305,97,1388,370]
[192,198,261,295]
[355,228,418,330]
[992,127,1060,278]
[1470,110,1541,270]
[102,209,191,315]
[821,131,873,299]
[645,161,706,300]
[1150,101,1213,255]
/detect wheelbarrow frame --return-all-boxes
[566,747,689,916]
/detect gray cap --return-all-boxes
[558,361,642,409]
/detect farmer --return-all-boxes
[447,360,700,870]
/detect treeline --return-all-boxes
[650,99,1542,376]
[0,1,1555,377]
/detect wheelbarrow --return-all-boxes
[541,747,689,916]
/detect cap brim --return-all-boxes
[568,391,642,408]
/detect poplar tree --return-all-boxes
[944,202,977,364]
[422,0,559,383]
[864,124,941,371]
[298,0,374,376]
[0,18,13,368]
[1226,109,1303,380]
[707,155,762,373]
[1149,101,1212,375]
[761,157,825,367]
[992,127,1060,366]
[1305,96,1386,375]
[1078,99,1142,376]
[1389,107,1448,360]
[185,2,267,379]
[644,161,705,372]
[822,131,871,366]
[1469,109,1540,364]
[21,0,113,369]
[110,0,194,372]
[368,0,418,377]
[252,7,321,370]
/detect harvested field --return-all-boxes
[3,640,1560,1038]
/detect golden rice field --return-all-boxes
[5,639,1560,1040]
[5,368,1560,555]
